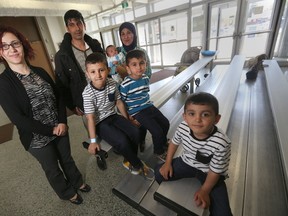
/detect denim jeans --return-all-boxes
[154,157,233,216]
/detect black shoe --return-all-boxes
[79,184,91,193]
[82,142,108,170]
[69,193,83,205]
[96,153,107,170]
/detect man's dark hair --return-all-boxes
[184,92,219,115]
[126,49,146,65]
[64,9,85,26]
[85,52,108,68]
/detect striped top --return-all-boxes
[119,74,152,115]
[15,70,57,148]
[82,78,120,124]
[173,121,231,176]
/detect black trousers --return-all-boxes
[28,135,83,200]
[96,114,142,169]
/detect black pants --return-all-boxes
[96,114,142,169]
[28,135,83,200]
[134,105,169,154]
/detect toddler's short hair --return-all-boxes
[126,49,146,65]
[184,92,219,115]
[85,52,108,68]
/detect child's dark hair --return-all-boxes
[85,52,108,68]
[184,92,219,115]
[64,9,85,27]
[126,49,146,65]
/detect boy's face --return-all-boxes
[183,103,221,139]
[106,46,117,57]
[86,62,109,89]
[126,57,146,80]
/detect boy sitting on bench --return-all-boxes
[154,92,232,215]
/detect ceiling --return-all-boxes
[0,0,128,17]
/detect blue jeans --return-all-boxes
[134,105,169,154]
[96,114,142,169]
[154,157,232,216]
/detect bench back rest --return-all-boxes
[150,54,216,108]
[263,59,288,190]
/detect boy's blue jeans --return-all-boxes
[154,157,233,216]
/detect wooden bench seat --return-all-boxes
[154,55,245,216]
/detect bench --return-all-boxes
[154,55,245,216]
[263,59,288,191]
[112,53,217,215]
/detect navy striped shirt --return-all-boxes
[173,121,231,176]
[119,74,152,115]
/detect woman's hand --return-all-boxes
[53,123,68,136]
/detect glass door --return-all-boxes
[208,0,277,60]
[208,0,238,60]
[237,0,277,58]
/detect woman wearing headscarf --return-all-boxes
[119,22,152,79]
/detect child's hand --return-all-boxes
[194,189,210,209]
[88,143,100,155]
[159,163,173,180]
[129,115,141,127]
[112,61,119,65]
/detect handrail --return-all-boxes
[150,53,216,108]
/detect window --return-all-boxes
[85,16,98,32]
[151,0,189,12]
[101,31,114,49]
[161,12,187,43]
[138,20,160,46]
[191,5,204,47]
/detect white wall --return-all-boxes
[36,16,66,69]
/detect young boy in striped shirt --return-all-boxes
[119,50,170,161]
[154,92,232,216]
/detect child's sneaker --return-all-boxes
[122,159,142,175]
[138,162,154,181]
[122,159,131,171]
[155,150,167,162]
